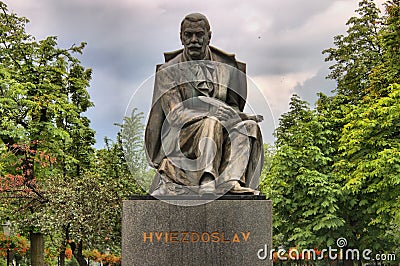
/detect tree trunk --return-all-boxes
[30,232,45,266]
[343,259,353,266]
[71,240,88,266]
[59,250,65,266]
[343,247,354,266]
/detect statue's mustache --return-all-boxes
[188,44,202,49]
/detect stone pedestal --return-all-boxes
[122,195,272,266]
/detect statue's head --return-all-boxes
[180,13,212,60]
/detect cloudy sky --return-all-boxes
[5,0,385,147]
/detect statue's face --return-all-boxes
[180,20,211,60]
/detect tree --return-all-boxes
[262,0,400,260]
[369,0,400,95]
[331,0,400,254]
[260,2,400,264]
[323,0,383,101]
[335,84,400,253]
[260,95,343,249]
[42,110,148,266]
[0,1,94,264]
[120,108,154,192]
[0,3,154,265]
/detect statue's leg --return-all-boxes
[218,129,251,185]
[152,117,223,195]
[188,117,224,195]
[217,120,261,194]
[179,116,223,181]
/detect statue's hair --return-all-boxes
[180,13,211,32]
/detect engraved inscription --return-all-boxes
[143,231,251,243]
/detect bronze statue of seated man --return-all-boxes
[145,13,264,196]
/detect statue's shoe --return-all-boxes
[229,181,260,195]
[199,180,216,196]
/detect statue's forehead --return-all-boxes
[181,20,207,32]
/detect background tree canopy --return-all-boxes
[261,0,400,260]
[0,1,146,265]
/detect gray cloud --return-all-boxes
[5,0,374,147]
[293,66,336,106]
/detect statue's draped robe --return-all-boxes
[145,46,263,195]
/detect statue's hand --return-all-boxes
[255,114,264,122]
[237,113,264,123]
[215,105,237,121]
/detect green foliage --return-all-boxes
[96,110,148,197]
[0,0,94,218]
[40,171,123,251]
[261,95,343,249]
[335,83,400,251]
[327,0,400,252]
[120,108,154,191]
[262,0,400,257]
[0,2,95,265]
[323,0,383,100]
[369,0,400,95]
[0,3,152,265]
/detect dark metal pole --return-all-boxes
[6,248,10,266]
